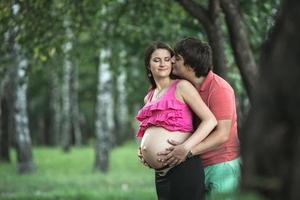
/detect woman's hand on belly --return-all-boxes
[140,141,168,169]
[137,146,152,168]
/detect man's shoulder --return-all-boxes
[210,72,234,92]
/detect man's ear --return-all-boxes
[187,65,197,77]
[187,65,194,71]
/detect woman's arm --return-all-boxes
[158,80,217,166]
[137,92,153,168]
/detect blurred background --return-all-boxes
[2,0,299,199]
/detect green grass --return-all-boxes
[0,141,156,200]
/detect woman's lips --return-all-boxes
[158,68,169,71]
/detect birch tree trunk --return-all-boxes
[118,73,131,142]
[13,56,36,174]
[61,18,73,152]
[94,49,113,172]
[61,54,72,151]
[10,3,35,174]
[111,72,130,145]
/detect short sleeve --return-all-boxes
[208,87,235,120]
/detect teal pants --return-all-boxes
[204,158,241,199]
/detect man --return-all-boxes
[157,37,240,198]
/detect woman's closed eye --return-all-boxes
[164,57,171,62]
[153,58,161,62]
[153,57,171,63]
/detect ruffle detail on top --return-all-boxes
[136,99,192,137]
[136,99,185,120]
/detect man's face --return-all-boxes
[172,54,189,78]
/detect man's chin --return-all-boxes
[172,70,179,76]
[172,71,183,78]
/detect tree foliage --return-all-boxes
[0,0,282,168]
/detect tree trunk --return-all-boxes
[13,57,36,174]
[94,49,113,173]
[206,24,228,80]
[9,2,35,174]
[61,18,73,152]
[61,56,72,152]
[111,74,121,146]
[0,97,10,162]
[220,0,258,102]
[176,0,228,79]
[241,0,300,199]
[118,73,131,143]
[70,63,82,146]
[0,70,11,162]
[44,65,61,146]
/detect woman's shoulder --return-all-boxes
[173,79,196,99]
[144,89,154,104]
[175,79,194,90]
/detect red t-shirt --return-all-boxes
[197,71,240,167]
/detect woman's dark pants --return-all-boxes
[155,156,205,200]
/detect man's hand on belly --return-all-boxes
[156,139,189,167]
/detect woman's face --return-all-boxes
[149,49,172,79]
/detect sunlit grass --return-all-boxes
[0,141,156,200]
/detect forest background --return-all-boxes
[1,0,300,199]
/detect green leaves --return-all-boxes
[0,0,281,144]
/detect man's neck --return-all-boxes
[185,74,205,89]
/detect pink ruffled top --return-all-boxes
[136,80,193,138]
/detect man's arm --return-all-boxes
[190,119,231,155]
[191,86,234,155]
[157,119,231,166]
[158,87,234,165]
[159,80,216,166]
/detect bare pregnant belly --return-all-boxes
[140,126,191,169]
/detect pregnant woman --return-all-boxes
[136,42,217,200]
